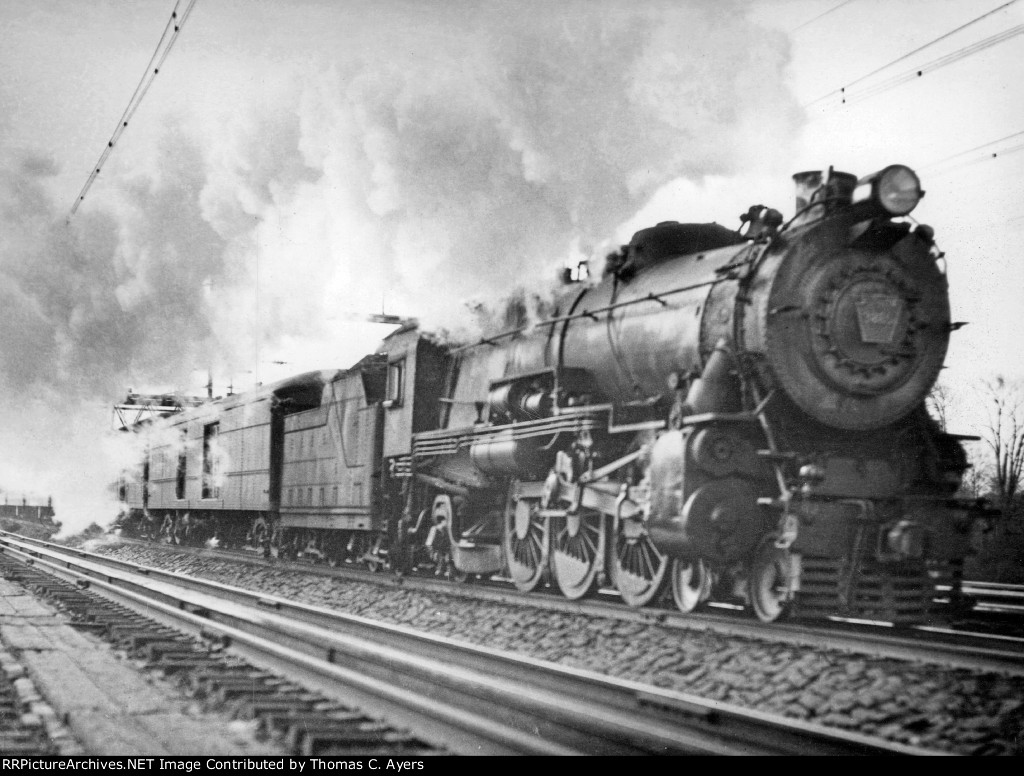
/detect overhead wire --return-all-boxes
[68,0,200,218]
[835,24,1024,108]
[790,0,858,33]
[927,140,1024,178]
[804,0,1021,108]
[921,129,1024,171]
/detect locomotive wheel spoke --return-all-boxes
[551,511,605,600]
[748,539,794,623]
[504,496,549,592]
[613,523,668,607]
[671,557,711,614]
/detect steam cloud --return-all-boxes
[0,1,802,533]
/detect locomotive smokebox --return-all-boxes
[749,203,950,431]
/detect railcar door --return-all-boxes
[268,403,285,511]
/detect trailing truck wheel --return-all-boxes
[670,557,711,614]
[747,539,794,623]
[504,494,549,593]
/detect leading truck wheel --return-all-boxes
[747,539,794,623]
[504,495,549,593]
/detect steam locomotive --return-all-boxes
[115,164,988,623]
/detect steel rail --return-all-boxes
[18,533,1024,676]
[963,581,1024,593]
[0,533,944,756]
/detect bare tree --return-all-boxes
[958,444,989,500]
[980,377,1024,507]
[927,381,952,432]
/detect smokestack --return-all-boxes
[792,169,857,227]
[793,170,824,216]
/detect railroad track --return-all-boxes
[0,531,945,755]
[76,533,1024,677]
[949,581,1024,615]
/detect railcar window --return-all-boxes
[332,486,338,505]
[202,422,220,499]
[176,431,187,500]
[385,359,405,407]
[307,487,313,506]
[319,487,325,505]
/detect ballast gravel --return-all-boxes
[88,540,1024,755]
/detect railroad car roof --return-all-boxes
[127,369,342,430]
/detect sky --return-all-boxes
[0,0,1022,532]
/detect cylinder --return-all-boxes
[469,431,553,478]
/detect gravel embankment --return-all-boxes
[88,540,1024,755]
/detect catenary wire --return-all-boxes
[804,0,1020,108]
[927,141,1024,178]
[791,0,859,33]
[921,129,1024,171]
[835,24,1023,107]
[69,0,200,218]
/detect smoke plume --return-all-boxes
[0,1,802,533]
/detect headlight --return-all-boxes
[853,164,924,217]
